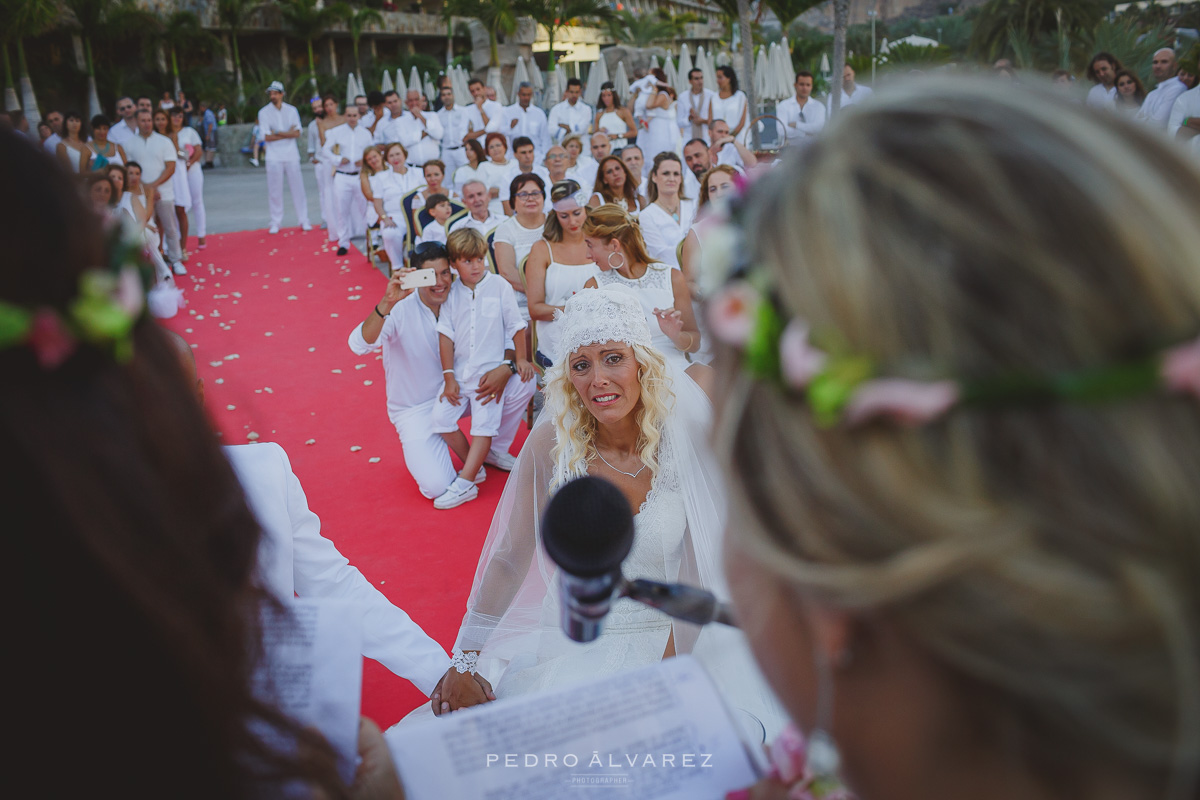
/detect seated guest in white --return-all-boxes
[682,136,744,200]
[480,132,516,217]
[548,78,592,144]
[638,152,696,270]
[413,193,454,247]
[776,70,826,146]
[449,180,505,236]
[452,139,488,197]
[830,63,874,112]
[619,143,649,196]
[493,173,547,303]
[410,159,457,213]
[502,82,551,158]
[348,245,482,499]
[166,330,485,706]
[562,133,595,185]
[366,143,423,268]
[679,164,738,297]
[587,154,645,213]
[1137,48,1189,130]
[502,136,551,215]
[708,118,757,171]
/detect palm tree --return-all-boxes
[765,0,823,35]
[345,4,383,79]
[604,10,681,48]
[156,11,222,98]
[276,0,350,95]
[517,0,613,73]
[969,0,1106,63]
[2,0,55,121]
[830,0,849,115]
[218,0,266,107]
[60,0,151,118]
[445,0,518,69]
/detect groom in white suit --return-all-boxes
[166,330,492,706]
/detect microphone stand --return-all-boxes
[619,578,739,628]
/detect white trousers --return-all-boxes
[391,401,457,500]
[333,171,367,249]
[153,197,182,262]
[440,146,469,181]
[379,223,408,269]
[430,370,536,446]
[186,164,206,238]
[314,161,338,241]
[266,159,310,229]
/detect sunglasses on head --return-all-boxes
[410,241,448,260]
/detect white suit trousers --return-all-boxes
[390,401,457,500]
[440,147,469,182]
[266,159,310,229]
[186,165,206,238]
[153,197,182,262]
[333,171,367,249]
[379,223,408,270]
[314,162,338,241]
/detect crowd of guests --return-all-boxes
[1083,46,1199,147]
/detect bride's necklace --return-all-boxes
[594,448,647,479]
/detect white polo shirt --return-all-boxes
[436,271,525,380]
[123,130,178,202]
[256,101,303,162]
[548,99,593,142]
[449,211,506,236]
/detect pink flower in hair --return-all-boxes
[769,722,809,784]
[28,309,76,369]
[843,378,961,427]
[707,281,760,347]
[1161,335,1200,401]
[779,320,828,389]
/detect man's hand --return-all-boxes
[440,376,461,405]
[351,717,405,800]
[510,118,519,129]
[516,358,535,382]
[559,122,571,131]
[430,669,496,716]
[340,156,351,165]
[384,269,413,306]
[475,365,513,405]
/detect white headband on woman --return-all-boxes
[552,286,653,364]
[552,189,589,213]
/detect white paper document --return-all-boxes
[386,655,764,799]
[254,597,365,783]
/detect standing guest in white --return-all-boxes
[678,68,716,145]
[40,109,63,154]
[449,179,506,236]
[1137,48,1190,131]
[480,132,517,217]
[1168,80,1200,159]
[123,108,186,275]
[830,64,875,112]
[777,70,826,147]
[165,329,480,705]
[322,104,375,257]
[452,139,489,197]
[708,118,758,171]
[638,152,696,270]
[465,78,504,148]
[548,77,593,144]
[380,90,444,168]
[257,80,312,235]
[710,66,749,146]
[642,67,680,162]
[107,97,140,147]
[593,82,639,146]
[1085,53,1121,109]
[311,94,343,241]
[502,83,551,159]
[436,83,476,180]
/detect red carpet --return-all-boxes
[160,227,525,726]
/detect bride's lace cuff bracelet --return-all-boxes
[450,650,479,675]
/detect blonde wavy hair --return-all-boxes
[543,342,673,490]
[582,203,656,268]
[715,77,1200,797]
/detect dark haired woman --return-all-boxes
[711,66,748,146]
[57,110,90,173]
[592,81,638,144]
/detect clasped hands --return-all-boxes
[429,667,495,716]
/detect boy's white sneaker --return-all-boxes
[473,467,487,484]
[434,479,478,510]
[485,450,516,471]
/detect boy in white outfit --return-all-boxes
[431,228,536,509]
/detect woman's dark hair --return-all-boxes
[106,163,128,196]
[85,171,115,205]
[463,138,486,165]
[90,114,111,131]
[1113,69,1147,106]
[153,107,170,131]
[648,151,688,202]
[64,110,85,139]
[717,65,739,93]
[0,129,348,799]
[593,155,640,209]
[599,81,621,109]
[544,179,584,242]
[509,171,545,207]
[650,67,676,100]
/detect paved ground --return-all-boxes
[199,164,325,234]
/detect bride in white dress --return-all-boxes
[431,286,784,735]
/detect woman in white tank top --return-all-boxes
[524,179,598,366]
[592,82,638,146]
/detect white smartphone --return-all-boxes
[400,268,437,290]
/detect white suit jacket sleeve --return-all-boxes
[246,442,450,694]
[423,112,444,142]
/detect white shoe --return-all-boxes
[473,467,487,484]
[485,450,516,471]
[434,479,478,510]
[171,262,187,275]
[301,223,313,231]
[250,158,259,166]
[268,226,279,234]
[181,250,190,262]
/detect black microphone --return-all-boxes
[541,476,635,643]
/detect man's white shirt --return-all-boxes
[436,104,475,151]
[376,110,444,164]
[678,88,717,142]
[777,95,826,145]
[502,103,551,156]
[256,101,303,162]
[1086,83,1117,109]
[548,99,593,142]
[322,122,376,173]
[436,271,526,379]
[1167,86,1200,157]
[123,131,178,202]
[42,132,62,154]
[828,83,874,112]
[1138,76,1189,130]
[107,119,139,147]
[449,211,506,236]
[348,291,445,416]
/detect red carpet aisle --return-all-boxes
[160,228,526,725]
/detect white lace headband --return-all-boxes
[552,287,653,364]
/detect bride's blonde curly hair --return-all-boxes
[544,342,674,491]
